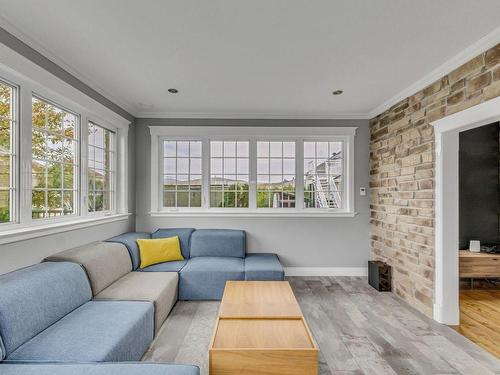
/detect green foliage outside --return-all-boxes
[0,83,12,222]
[31,98,77,218]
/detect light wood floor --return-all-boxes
[456,290,500,359]
[143,277,500,375]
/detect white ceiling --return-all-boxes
[0,0,499,119]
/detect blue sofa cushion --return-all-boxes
[244,253,285,281]
[0,362,200,375]
[179,257,244,300]
[0,262,91,358]
[190,229,246,258]
[106,232,151,270]
[152,228,196,259]
[7,301,153,362]
[139,260,188,272]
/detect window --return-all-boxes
[31,97,78,219]
[163,140,202,208]
[304,141,343,208]
[210,141,249,208]
[257,141,295,208]
[0,60,130,242]
[88,122,115,212]
[151,127,355,216]
[0,80,16,223]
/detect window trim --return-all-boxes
[150,126,356,217]
[0,53,131,237]
[0,77,19,225]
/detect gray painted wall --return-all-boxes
[135,118,370,268]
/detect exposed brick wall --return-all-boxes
[369,43,500,316]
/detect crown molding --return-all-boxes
[367,25,500,119]
[0,16,139,117]
[135,111,371,119]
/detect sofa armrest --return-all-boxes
[244,253,285,281]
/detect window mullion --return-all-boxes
[201,139,210,209]
[19,84,33,224]
[157,136,163,211]
[249,139,257,209]
[295,139,304,210]
[81,117,89,216]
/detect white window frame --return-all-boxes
[30,94,81,220]
[0,76,19,225]
[208,139,250,209]
[150,126,356,217]
[0,47,131,244]
[162,140,203,209]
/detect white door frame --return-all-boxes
[432,95,500,325]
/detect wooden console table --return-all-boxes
[459,250,500,278]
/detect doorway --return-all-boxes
[433,95,500,326]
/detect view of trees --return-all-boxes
[31,97,77,219]
[0,89,114,222]
[210,182,249,208]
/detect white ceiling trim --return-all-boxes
[367,25,500,119]
[135,111,371,119]
[1,14,499,121]
[0,16,140,116]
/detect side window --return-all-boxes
[88,122,115,212]
[31,97,78,219]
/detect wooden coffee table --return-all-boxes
[209,281,318,375]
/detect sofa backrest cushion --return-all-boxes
[0,262,91,359]
[152,228,195,259]
[106,232,151,270]
[45,242,132,295]
[190,229,246,258]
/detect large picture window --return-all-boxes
[0,80,16,223]
[31,97,78,219]
[153,127,354,215]
[88,122,115,212]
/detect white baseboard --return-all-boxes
[284,267,368,277]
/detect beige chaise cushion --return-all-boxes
[94,271,178,334]
[45,242,132,295]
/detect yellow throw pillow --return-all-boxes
[137,236,184,269]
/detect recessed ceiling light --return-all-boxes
[332,90,343,95]
[168,88,179,94]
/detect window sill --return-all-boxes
[0,213,132,245]
[149,210,357,218]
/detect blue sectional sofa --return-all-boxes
[107,228,285,299]
[0,228,282,374]
[0,261,199,374]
